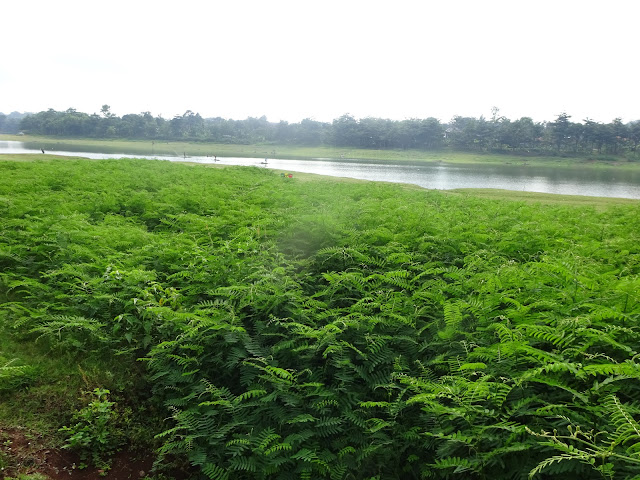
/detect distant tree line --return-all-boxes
[13,105,640,156]
[0,111,29,134]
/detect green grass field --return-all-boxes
[1,154,639,479]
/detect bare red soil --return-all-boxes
[0,427,177,480]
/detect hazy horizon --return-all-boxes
[2,0,639,125]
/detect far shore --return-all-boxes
[2,133,639,169]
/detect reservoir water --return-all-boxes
[2,141,640,199]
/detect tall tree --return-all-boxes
[629,121,640,152]
[100,104,114,118]
[549,112,572,151]
[331,114,359,147]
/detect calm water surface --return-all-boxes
[2,141,640,199]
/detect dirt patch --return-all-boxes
[37,449,153,480]
[0,427,185,479]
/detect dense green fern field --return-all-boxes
[1,157,640,479]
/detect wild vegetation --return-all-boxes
[1,155,639,479]
[12,107,640,158]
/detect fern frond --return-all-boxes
[431,456,475,473]
[202,463,230,480]
[528,454,581,479]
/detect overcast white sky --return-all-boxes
[2,0,638,124]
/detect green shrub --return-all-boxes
[59,388,122,470]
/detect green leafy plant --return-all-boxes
[59,388,121,470]
[527,395,640,479]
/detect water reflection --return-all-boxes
[2,141,640,199]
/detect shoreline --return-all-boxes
[1,152,638,208]
[2,134,639,170]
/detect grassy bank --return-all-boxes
[3,134,639,168]
[446,187,640,207]
[1,155,639,479]
[4,152,637,208]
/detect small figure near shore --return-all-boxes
[41,148,45,154]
